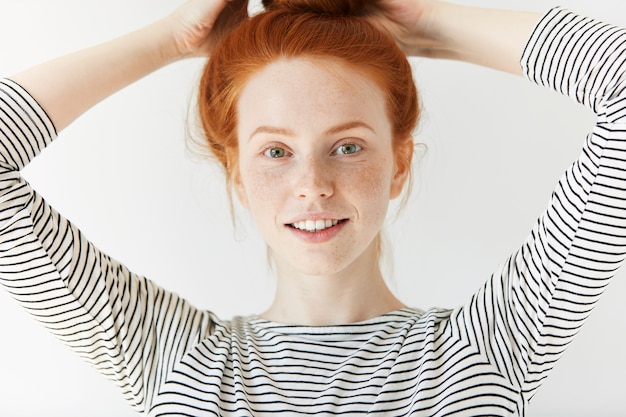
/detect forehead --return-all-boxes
[236,57,390,137]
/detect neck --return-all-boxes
[260,242,405,326]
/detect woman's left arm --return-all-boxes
[366,0,542,74]
[490,7,626,392]
[374,0,626,401]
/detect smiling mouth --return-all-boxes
[288,219,347,232]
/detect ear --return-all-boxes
[232,166,250,208]
[234,181,249,209]
[389,137,413,200]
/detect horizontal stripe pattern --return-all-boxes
[1,7,625,416]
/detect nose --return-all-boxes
[294,156,334,200]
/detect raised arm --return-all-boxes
[367,0,542,74]
[374,0,626,408]
[0,0,247,412]
[10,0,247,132]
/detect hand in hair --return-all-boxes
[258,0,438,57]
[9,0,250,132]
[363,0,439,56]
[366,0,541,74]
[170,0,249,58]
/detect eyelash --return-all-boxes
[334,143,362,155]
[263,146,291,159]
[262,142,363,159]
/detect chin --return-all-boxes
[270,237,380,279]
[280,252,363,278]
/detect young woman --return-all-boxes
[1,0,624,415]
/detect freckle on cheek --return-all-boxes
[247,172,282,204]
[359,163,388,193]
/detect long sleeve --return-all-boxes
[461,7,626,406]
[0,79,213,413]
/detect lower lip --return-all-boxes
[287,220,347,244]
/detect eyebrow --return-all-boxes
[248,120,375,142]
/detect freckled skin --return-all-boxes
[235,58,407,324]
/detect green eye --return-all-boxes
[336,143,362,155]
[264,147,286,158]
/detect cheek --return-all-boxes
[238,166,286,216]
[342,160,394,216]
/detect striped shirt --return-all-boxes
[1,7,625,417]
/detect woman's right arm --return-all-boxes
[0,83,209,411]
[10,0,246,132]
[0,0,246,412]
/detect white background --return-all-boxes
[0,0,624,415]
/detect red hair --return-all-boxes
[197,2,419,188]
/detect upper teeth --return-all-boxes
[292,219,339,232]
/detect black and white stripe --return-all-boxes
[1,7,625,416]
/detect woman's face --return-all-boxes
[236,58,408,277]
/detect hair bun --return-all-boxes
[261,0,366,17]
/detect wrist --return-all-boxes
[393,0,454,58]
[147,17,189,66]
[414,1,462,59]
